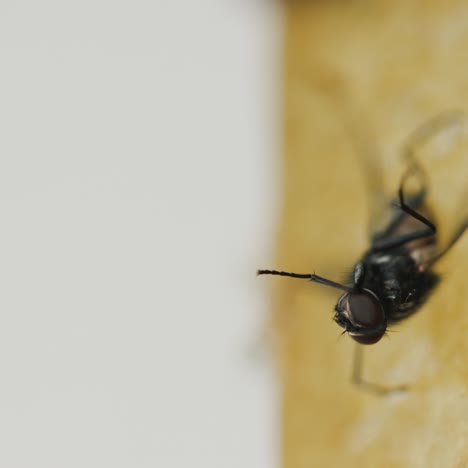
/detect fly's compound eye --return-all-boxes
[340,289,387,345]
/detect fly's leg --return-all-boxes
[373,111,467,254]
[257,269,350,291]
[373,112,464,245]
[371,168,437,252]
[397,166,436,232]
[368,112,464,245]
[423,219,468,269]
[372,137,428,244]
[351,344,407,396]
[371,189,427,243]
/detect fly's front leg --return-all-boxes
[373,112,464,246]
[397,111,465,223]
[371,189,427,244]
[423,218,468,269]
[371,172,437,252]
[395,165,437,234]
[351,344,407,396]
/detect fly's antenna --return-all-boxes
[257,269,350,292]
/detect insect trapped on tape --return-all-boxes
[258,112,468,395]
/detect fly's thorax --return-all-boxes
[334,288,387,345]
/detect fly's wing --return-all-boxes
[314,80,395,243]
[346,134,431,244]
[336,103,395,242]
[400,111,468,265]
[350,134,391,241]
[341,113,400,244]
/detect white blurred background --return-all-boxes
[0,1,281,467]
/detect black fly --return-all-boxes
[258,112,468,395]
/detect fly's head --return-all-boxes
[334,288,387,345]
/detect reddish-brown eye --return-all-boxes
[351,330,385,345]
[349,290,385,329]
[348,289,386,345]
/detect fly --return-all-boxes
[258,112,468,395]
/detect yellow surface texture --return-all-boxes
[275,2,468,467]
